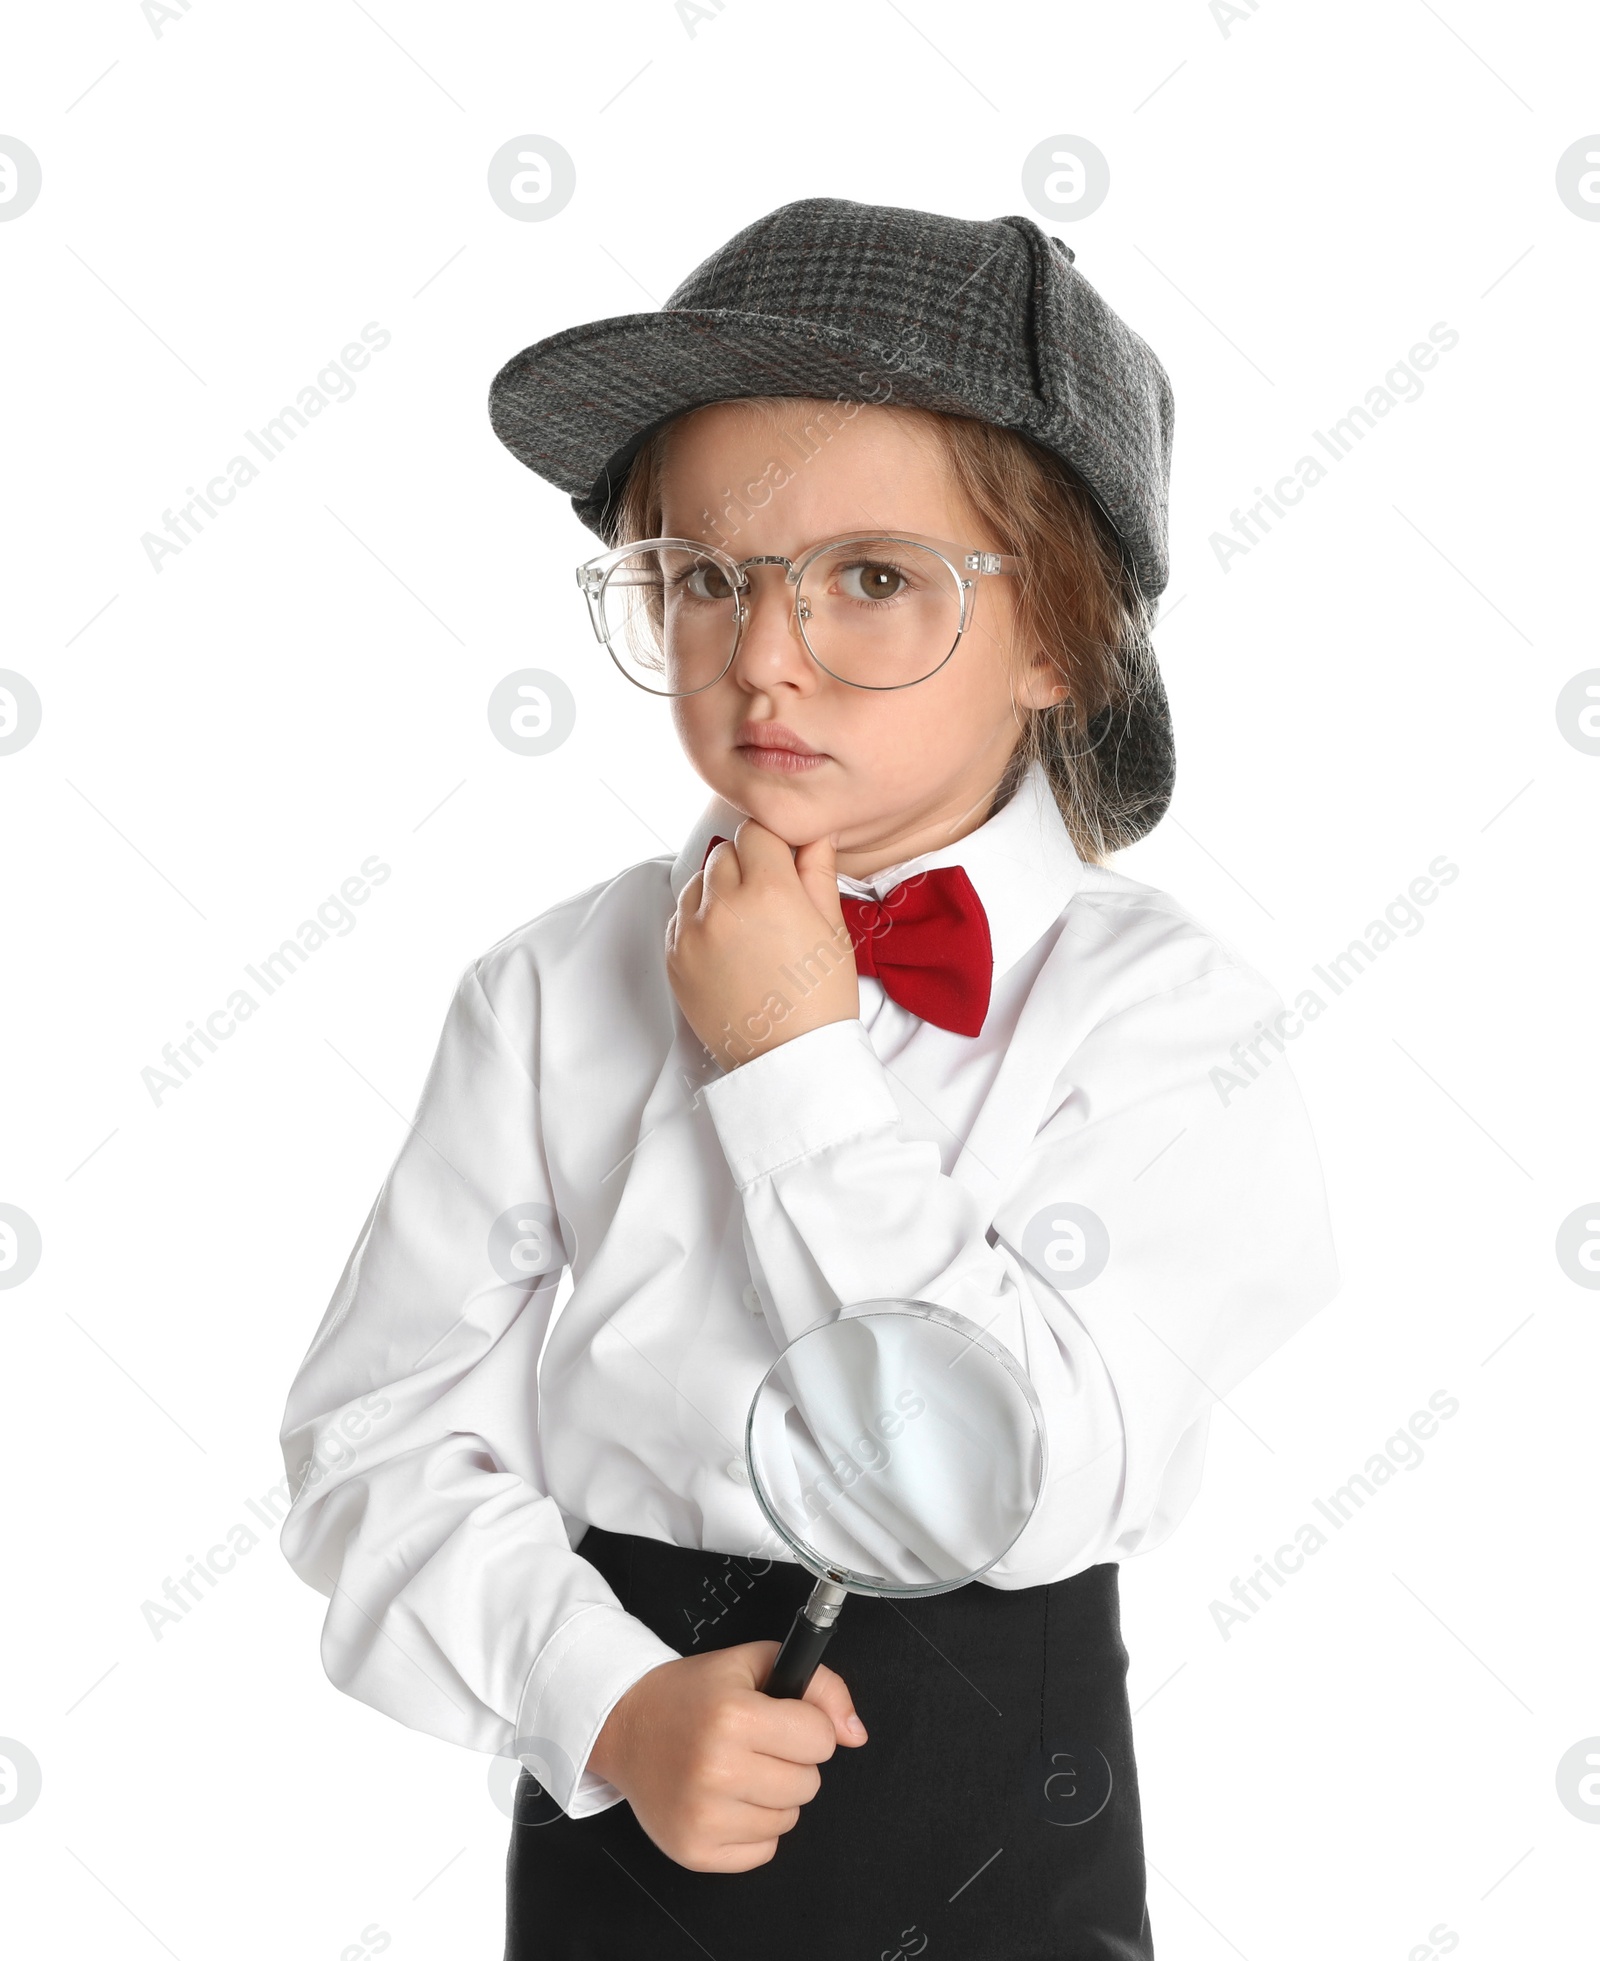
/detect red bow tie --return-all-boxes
[702,836,993,1036]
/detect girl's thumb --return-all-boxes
[803,1662,868,1746]
[793,833,845,926]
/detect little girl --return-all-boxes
[279,197,1339,1960]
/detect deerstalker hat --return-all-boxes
[487,195,1177,837]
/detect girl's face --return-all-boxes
[657,398,1066,874]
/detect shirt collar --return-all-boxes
[668,759,1084,982]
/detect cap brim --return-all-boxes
[487,308,1045,541]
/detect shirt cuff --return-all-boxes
[514,1603,680,1819]
[700,1017,902,1187]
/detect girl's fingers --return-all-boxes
[736,821,845,932]
[700,837,742,905]
[725,1800,804,1845]
[719,1805,802,1856]
[728,1751,823,1813]
[666,871,702,952]
[729,819,789,878]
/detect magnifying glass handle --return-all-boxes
[764,1578,850,1699]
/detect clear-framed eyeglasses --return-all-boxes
[575,532,1021,697]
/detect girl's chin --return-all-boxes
[701,776,849,850]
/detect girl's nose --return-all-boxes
[728,570,815,691]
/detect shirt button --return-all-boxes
[741,1285,762,1314]
[726,1458,748,1483]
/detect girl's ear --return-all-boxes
[1017,648,1071,714]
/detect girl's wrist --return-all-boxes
[586,1684,637,1789]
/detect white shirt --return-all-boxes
[277,761,1339,1818]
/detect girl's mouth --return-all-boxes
[734,724,829,774]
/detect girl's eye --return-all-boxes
[681,563,736,602]
[836,560,910,603]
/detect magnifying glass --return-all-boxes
[744,1298,1048,1700]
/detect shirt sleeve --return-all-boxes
[276,959,680,1818]
[698,963,1340,1583]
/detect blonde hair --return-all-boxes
[608,398,1166,863]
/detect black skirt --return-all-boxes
[504,1525,1154,1960]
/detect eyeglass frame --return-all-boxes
[574,532,1022,696]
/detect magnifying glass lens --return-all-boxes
[744,1302,1048,1696]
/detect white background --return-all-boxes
[2,2,1597,1956]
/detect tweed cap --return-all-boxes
[487,196,1177,838]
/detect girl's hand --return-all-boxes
[586,1643,868,1872]
[666,821,860,1068]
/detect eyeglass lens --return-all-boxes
[596,538,965,694]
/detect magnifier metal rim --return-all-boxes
[743,1298,1051,1599]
